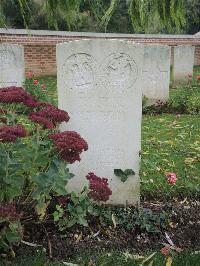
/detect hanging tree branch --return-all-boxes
[0,0,187,33]
[127,0,186,33]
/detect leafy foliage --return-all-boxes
[114,169,135,182]
[1,0,197,33]
[128,0,186,33]
[52,189,168,235]
[0,77,87,255]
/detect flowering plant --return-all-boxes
[53,173,112,230]
[25,71,49,103]
[0,82,88,255]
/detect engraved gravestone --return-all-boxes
[57,40,144,205]
[0,43,24,88]
[142,45,171,105]
[173,45,195,86]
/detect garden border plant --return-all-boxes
[0,74,113,257]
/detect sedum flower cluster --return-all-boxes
[49,131,88,163]
[86,172,112,202]
[0,86,39,107]
[0,85,87,164]
[29,104,70,129]
[0,125,27,143]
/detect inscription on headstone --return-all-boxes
[142,45,171,104]
[0,44,24,88]
[57,40,144,205]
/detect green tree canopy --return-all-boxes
[0,0,199,34]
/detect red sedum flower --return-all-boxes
[0,87,28,104]
[86,172,112,202]
[29,114,55,129]
[196,75,200,81]
[49,131,88,163]
[0,86,40,107]
[0,125,27,143]
[29,104,70,129]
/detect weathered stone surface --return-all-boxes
[143,45,171,105]
[173,45,195,86]
[0,43,24,88]
[57,39,144,205]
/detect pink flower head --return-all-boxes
[26,71,34,79]
[165,172,177,185]
[86,172,112,202]
[33,80,39,85]
[42,84,47,90]
[196,75,200,81]
[160,246,170,256]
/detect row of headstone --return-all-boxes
[0,42,195,92]
[0,41,196,205]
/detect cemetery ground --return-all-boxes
[1,68,200,265]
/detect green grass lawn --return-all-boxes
[3,249,200,266]
[141,114,200,198]
[35,75,200,198]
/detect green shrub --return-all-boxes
[0,80,88,256]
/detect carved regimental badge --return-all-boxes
[101,53,138,93]
[62,53,98,92]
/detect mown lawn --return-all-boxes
[141,114,200,197]
[3,249,200,266]
[35,75,200,198]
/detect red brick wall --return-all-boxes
[25,45,56,76]
[0,29,200,76]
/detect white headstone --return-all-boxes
[142,45,171,105]
[57,40,144,206]
[173,45,195,86]
[0,43,24,88]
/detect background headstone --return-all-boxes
[57,39,144,205]
[0,43,24,88]
[173,45,195,86]
[143,45,171,105]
